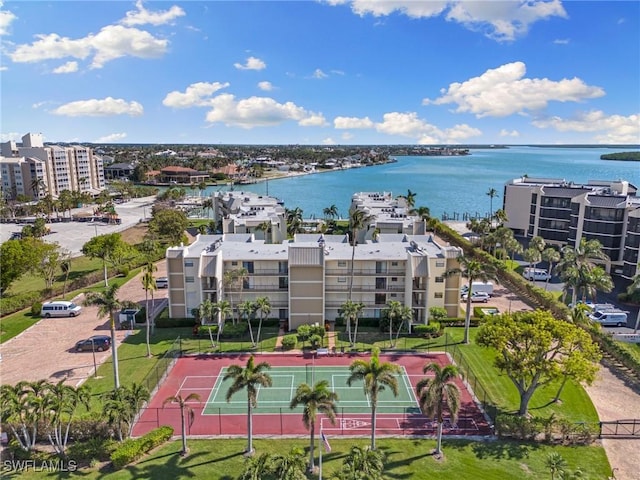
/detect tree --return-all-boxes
[83,284,135,389]
[486,187,499,225]
[82,233,134,286]
[285,207,304,237]
[57,189,74,218]
[43,381,90,456]
[444,255,499,344]
[103,383,150,441]
[416,363,461,456]
[523,247,542,272]
[542,247,561,290]
[271,447,308,480]
[557,238,610,305]
[213,300,232,346]
[256,221,271,242]
[383,301,403,347]
[59,255,72,299]
[224,355,273,454]
[493,208,508,227]
[148,208,189,245]
[348,209,373,299]
[36,242,66,289]
[546,452,569,480]
[253,296,271,345]
[163,393,201,456]
[224,267,249,325]
[340,299,364,346]
[0,239,41,291]
[347,347,400,450]
[476,310,601,416]
[398,189,417,210]
[141,262,157,357]
[239,300,256,346]
[323,204,338,220]
[337,445,386,480]
[0,381,45,451]
[289,380,338,471]
[198,299,215,347]
[504,236,523,263]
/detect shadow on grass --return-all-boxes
[444,438,539,460]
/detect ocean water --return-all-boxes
[203,146,640,220]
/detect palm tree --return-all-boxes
[212,300,232,346]
[557,238,609,305]
[338,445,386,480]
[340,299,364,346]
[239,300,256,346]
[102,383,150,441]
[289,380,339,471]
[530,235,546,254]
[59,254,72,299]
[83,284,134,389]
[225,267,249,325]
[256,221,271,242]
[224,355,273,454]
[523,247,542,272]
[285,207,304,237]
[141,262,157,357]
[0,381,43,451]
[493,208,508,227]
[202,198,214,219]
[383,301,403,347]
[444,255,499,344]
[546,452,568,480]
[253,296,271,345]
[504,236,523,263]
[347,347,400,450]
[323,204,338,220]
[486,187,499,225]
[163,393,202,456]
[416,362,461,456]
[271,447,308,480]
[43,382,90,456]
[348,209,373,299]
[398,189,417,210]
[240,452,275,480]
[30,177,46,200]
[581,265,614,303]
[542,247,561,290]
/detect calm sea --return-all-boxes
[203,146,640,220]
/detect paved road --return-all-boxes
[0,196,156,256]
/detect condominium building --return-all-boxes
[0,132,105,200]
[503,177,640,278]
[166,232,462,330]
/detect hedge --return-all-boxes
[110,425,174,469]
[281,334,298,350]
[413,322,442,337]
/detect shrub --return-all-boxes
[428,306,448,321]
[297,324,311,342]
[155,317,195,328]
[413,322,442,338]
[439,317,482,327]
[30,301,42,316]
[0,291,43,317]
[67,438,117,463]
[281,334,297,350]
[496,414,541,440]
[110,426,173,469]
[309,334,323,349]
[220,322,247,338]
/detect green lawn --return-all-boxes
[10,438,611,479]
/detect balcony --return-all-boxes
[248,269,289,276]
[226,286,288,292]
[325,285,405,292]
[325,268,406,276]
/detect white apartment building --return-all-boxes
[0,132,105,200]
[166,231,462,330]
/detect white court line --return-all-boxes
[400,366,420,407]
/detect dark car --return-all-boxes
[75,335,111,352]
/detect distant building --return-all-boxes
[0,132,105,200]
[160,166,208,184]
[503,177,640,279]
[104,162,134,180]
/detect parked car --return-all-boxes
[588,310,628,327]
[522,267,551,281]
[155,277,168,288]
[75,335,111,352]
[460,282,494,296]
[461,291,491,303]
[41,301,82,318]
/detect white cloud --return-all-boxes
[52,61,78,74]
[553,38,569,44]
[299,114,328,127]
[234,56,266,70]
[258,81,273,91]
[0,2,17,36]
[373,111,481,144]
[425,61,605,117]
[329,0,567,41]
[204,93,324,129]
[0,132,21,142]
[52,97,144,117]
[94,132,128,143]
[0,66,7,72]
[9,25,168,69]
[499,129,520,137]
[334,116,375,129]
[322,137,336,145]
[532,110,640,144]
[341,132,354,141]
[163,82,230,108]
[120,0,185,26]
[313,68,328,79]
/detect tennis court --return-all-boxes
[133,353,491,438]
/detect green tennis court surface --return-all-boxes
[201,366,420,415]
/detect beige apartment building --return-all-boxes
[0,132,105,200]
[166,231,462,330]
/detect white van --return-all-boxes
[523,268,551,281]
[589,310,628,327]
[41,301,82,318]
[460,281,494,297]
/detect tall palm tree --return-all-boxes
[141,262,157,357]
[271,447,308,480]
[83,284,134,389]
[339,445,386,480]
[212,300,232,346]
[225,267,249,325]
[163,393,202,456]
[256,221,271,242]
[59,254,72,299]
[30,177,46,200]
[102,383,150,441]
[347,347,400,450]
[541,247,561,290]
[253,296,271,345]
[557,238,609,305]
[444,255,499,344]
[504,236,523,263]
[348,209,373,300]
[239,300,256,346]
[340,299,364,346]
[486,187,499,225]
[289,380,338,471]
[43,382,90,456]
[202,198,214,219]
[285,207,304,237]
[224,355,273,454]
[398,189,417,210]
[416,362,461,456]
[523,247,542,272]
[323,204,338,220]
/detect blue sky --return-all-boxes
[1,1,638,145]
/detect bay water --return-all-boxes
[204,146,640,220]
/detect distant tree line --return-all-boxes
[600,151,640,161]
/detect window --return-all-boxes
[279,277,288,289]
[435,276,444,283]
[243,261,254,273]
[231,261,238,266]
[338,261,347,268]
[434,292,443,298]
[338,277,347,283]
[184,260,194,267]
[391,261,399,266]
[436,261,444,267]
[185,277,194,283]
[391,277,398,282]
[375,293,386,305]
